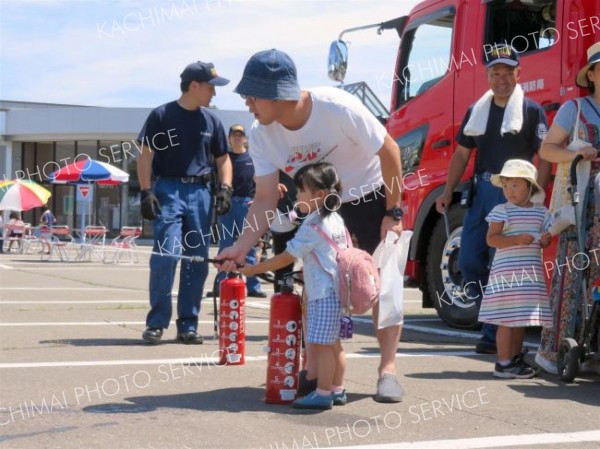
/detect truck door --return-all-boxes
[387,4,487,329]
[388,5,457,188]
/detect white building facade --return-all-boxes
[0,100,253,237]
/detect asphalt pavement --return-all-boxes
[0,244,599,449]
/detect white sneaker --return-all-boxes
[535,352,558,375]
[580,360,600,375]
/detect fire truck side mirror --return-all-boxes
[328,39,348,82]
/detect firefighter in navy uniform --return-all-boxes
[137,60,233,345]
[211,124,267,298]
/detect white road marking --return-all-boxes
[0,356,265,368]
[403,323,482,340]
[0,300,150,304]
[1,298,422,304]
[351,317,539,346]
[0,351,482,369]
[245,300,422,311]
[0,287,140,291]
[332,430,600,449]
[352,316,479,339]
[402,323,538,347]
[12,266,149,270]
[403,317,443,322]
[0,320,269,326]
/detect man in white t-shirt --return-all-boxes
[217,49,405,403]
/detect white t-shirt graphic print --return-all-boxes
[249,86,387,203]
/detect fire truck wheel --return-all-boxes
[425,204,479,329]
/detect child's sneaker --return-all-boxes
[513,349,540,374]
[493,361,537,379]
[332,389,347,406]
[292,391,333,410]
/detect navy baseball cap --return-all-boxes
[234,49,301,101]
[229,124,246,136]
[485,44,520,68]
[180,61,230,86]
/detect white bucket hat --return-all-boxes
[491,159,545,203]
[576,42,600,88]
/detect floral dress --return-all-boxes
[538,97,600,363]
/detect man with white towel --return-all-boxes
[435,44,551,354]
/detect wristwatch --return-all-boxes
[384,207,404,221]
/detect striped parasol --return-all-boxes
[0,179,52,211]
[48,159,129,185]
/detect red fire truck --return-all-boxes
[328,0,600,328]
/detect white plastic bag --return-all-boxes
[548,98,592,234]
[548,205,576,236]
[372,230,413,329]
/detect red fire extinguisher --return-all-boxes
[218,272,246,365]
[265,280,302,404]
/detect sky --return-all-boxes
[0,0,423,112]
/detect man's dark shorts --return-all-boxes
[339,187,386,255]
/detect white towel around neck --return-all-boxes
[463,84,524,137]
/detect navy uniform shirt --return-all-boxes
[138,101,228,177]
[456,97,548,174]
[230,151,256,198]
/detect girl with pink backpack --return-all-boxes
[239,162,348,410]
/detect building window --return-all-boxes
[36,142,54,184]
[54,142,76,231]
[22,142,36,182]
[55,141,75,169]
[76,141,98,160]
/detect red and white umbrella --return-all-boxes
[48,159,129,242]
[48,159,129,185]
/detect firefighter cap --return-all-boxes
[229,124,246,136]
[485,44,520,68]
[180,61,230,86]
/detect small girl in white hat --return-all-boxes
[478,159,553,379]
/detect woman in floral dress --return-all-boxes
[536,42,600,374]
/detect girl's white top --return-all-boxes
[286,210,347,301]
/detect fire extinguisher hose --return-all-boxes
[212,275,219,339]
[122,249,246,267]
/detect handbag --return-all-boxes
[548,99,592,235]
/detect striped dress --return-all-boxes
[478,203,553,328]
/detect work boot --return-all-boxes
[142,327,163,345]
[177,330,204,344]
[475,338,497,354]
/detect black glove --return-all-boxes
[214,184,233,216]
[141,189,161,220]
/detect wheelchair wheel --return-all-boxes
[558,338,580,383]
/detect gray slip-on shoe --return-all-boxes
[374,374,404,403]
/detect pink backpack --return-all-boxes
[311,225,381,315]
